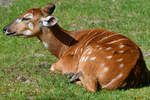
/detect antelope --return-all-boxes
[3,3,149,92]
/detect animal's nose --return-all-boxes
[3,26,8,33]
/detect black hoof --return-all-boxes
[69,72,82,83]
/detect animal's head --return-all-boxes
[3,3,58,37]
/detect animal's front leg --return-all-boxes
[50,55,75,73]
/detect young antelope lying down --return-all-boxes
[3,3,149,92]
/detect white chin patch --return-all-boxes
[50,65,55,71]
[23,30,32,35]
[42,42,49,49]
[28,22,34,30]
[16,19,22,23]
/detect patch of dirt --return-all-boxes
[0,0,14,7]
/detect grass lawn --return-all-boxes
[0,0,150,99]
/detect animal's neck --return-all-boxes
[50,24,78,46]
[37,24,78,58]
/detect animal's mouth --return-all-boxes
[6,31,24,37]
[6,32,16,36]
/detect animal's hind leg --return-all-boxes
[80,75,98,92]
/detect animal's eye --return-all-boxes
[22,18,30,21]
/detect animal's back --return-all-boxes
[68,29,148,90]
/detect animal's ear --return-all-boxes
[41,3,55,15]
[41,16,58,27]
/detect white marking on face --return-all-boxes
[90,57,96,61]
[107,38,127,44]
[117,58,123,62]
[43,21,48,26]
[103,67,109,72]
[106,47,112,51]
[119,44,125,48]
[118,50,124,53]
[24,13,33,19]
[23,30,32,35]
[6,30,9,34]
[28,22,34,30]
[120,64,124,68]
[106,56,112,59]
[50,65,55,71]
[16,19,22,23]
[43,42,49,49]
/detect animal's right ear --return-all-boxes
[40,16,58,27]
[41,3,55,15]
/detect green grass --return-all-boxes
[0,0,150,99]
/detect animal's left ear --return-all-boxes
[41,3,55,15]
[41,16,58,27]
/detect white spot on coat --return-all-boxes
[117,73,123,79]
[101,64,105,67]
[90,57,96,61]
[97,33,118,43]
[99,47,102,51]
[96,45,99,48]
[118,50,124,53]
[43,42,48,49]
[88,51,92,55]
[102,73,123,88]
[106,47,112,51]
[120,64,124,68]
[103,67,109,72]
[23,30,32,35]
[80,56,89,62]
[119,44,125,48]
[84,57,89,62]
[28,22,34,30]
[117,58,123,62]
[107,38,127,44]
[80,57,85,62]
[106,56,112,59]
[74,48,79,54]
